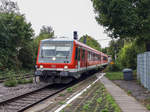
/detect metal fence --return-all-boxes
[137,52,150,90]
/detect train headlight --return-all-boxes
[64,66,68,69]
[40,65,43,68]
[52,57,56,61]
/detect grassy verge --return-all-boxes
[105,72,123,80]
[4,79,18,87]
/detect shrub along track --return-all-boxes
[0,75,32,83]
[0,83,70,112]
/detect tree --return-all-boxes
[18,42,34,69]
[79,35,101,51]
[107,39,124,60]
[101,47,108,54]
[39,25,54,36]
[0,0,19,13]
[92,0,150,51]
[0,13,34,69]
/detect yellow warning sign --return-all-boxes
[110,61,114,65]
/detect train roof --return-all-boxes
[41,37,74,42]
[74,40,102,55]
[41,38,108,56]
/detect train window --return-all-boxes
[103,56,107,61]
[92,53,94,61]
[78,48,80,61]
[90,52,91,60]
[99,55,101,60]
[91,52,92,60]
[82,49,85,59]
[88,52,90,60]
[75,47,78,60]
[96,54,98,60]
[94,54,96,60]
[93,53,95,61]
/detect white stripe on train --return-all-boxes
[37,63,108,73]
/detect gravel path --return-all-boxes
[114,80,150,104]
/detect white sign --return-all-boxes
[42,46,55,50]
[56,47,70,51]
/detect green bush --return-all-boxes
[17,78,33,84]
[117,43,138,69]
[96,97,102,103]
[26,78,33,83]
[17,78,25,84]
[67,88,73,93]
[18,43,34,69]
[101,109,109,112]
[105,63,121,72]
[4,79,18,87]
[146,104,150,110]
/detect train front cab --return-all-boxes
[35,39,77,84]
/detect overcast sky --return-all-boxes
[12,0,111,48]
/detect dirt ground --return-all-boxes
[114,80,150,107]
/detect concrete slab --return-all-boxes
[100,76,150,112]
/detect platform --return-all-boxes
[100,76,149,112]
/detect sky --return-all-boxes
[12,0,111,48]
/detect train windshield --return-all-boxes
[38,41,73,63]
[41,45,71,58]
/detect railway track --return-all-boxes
[0,71,103,112]
[0,84,68,112]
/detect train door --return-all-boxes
[84,49,88,70]
[77,47,80,70]
[75,47,80,71]
[82,49,86,67]
[80,48,87,70]
[80,48,83,68]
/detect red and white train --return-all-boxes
[35,38,108,84]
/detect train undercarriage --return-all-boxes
[34,65,107,84]
[35,70,80,84]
